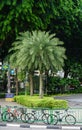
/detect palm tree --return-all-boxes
[9,32,34,96]
[28,31,66,98]
[9,30,66,98]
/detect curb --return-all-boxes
[0,123,82,129]
[0,123,61,129]
[0,123,7,127]
[20,125,61,129]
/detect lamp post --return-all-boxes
[0,60,2,74]
[7,68,11,93]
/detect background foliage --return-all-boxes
[0,0,82,95]
[0,0,82,63]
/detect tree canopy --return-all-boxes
[0,0,82,62]
[9,30,66,98]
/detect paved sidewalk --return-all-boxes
[0,98,23,107]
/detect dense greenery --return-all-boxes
[0,0,82,62]
[0,93,5,98]
[47,76,81,94]
[0,0,82,96]
[14,95,68,109]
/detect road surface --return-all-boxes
[0,124,81,130]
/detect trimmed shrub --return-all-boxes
[38,99,68,109]
[14,95,68,109]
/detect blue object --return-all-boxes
[10,69,15,75]
[5,93,14,98]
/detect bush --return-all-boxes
[14,95,68,109]
[47,76,81,94]
[0,93,5,98]
[67,78,80,87]
[38,99,68,109]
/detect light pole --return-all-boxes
[0,60,2,74]
[7,67,11,93]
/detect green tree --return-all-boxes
[9,30,66,98]
[9,31,34,96]
[67,60,82,80]
[1,0,82,94]
[0,0,82,63]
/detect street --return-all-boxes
[0,124,82,130]
[0,126,56,130]
[0,126,81,130]
[55,94,82,108]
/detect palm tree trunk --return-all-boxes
[15,68,18,95]
[39,71,43,98]
[29,73,33,96]
[7,69,11,93]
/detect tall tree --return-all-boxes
[9,31,34,96]
[9,30,66,98]
[1,0,82,82]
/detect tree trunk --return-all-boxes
[45,70,49,95]
[15,68,18,95]
[7,69,11,93]
[39,71,43,98]
[29,73,33,96]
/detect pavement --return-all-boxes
[0,95,81,108]
[0,94,82,108]
[55,94,82,108]
[0,123,82,130]
[0,98,23,107]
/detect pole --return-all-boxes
[7,68,11,93]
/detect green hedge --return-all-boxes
[14,95,68,109]
[0,93,5,98]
